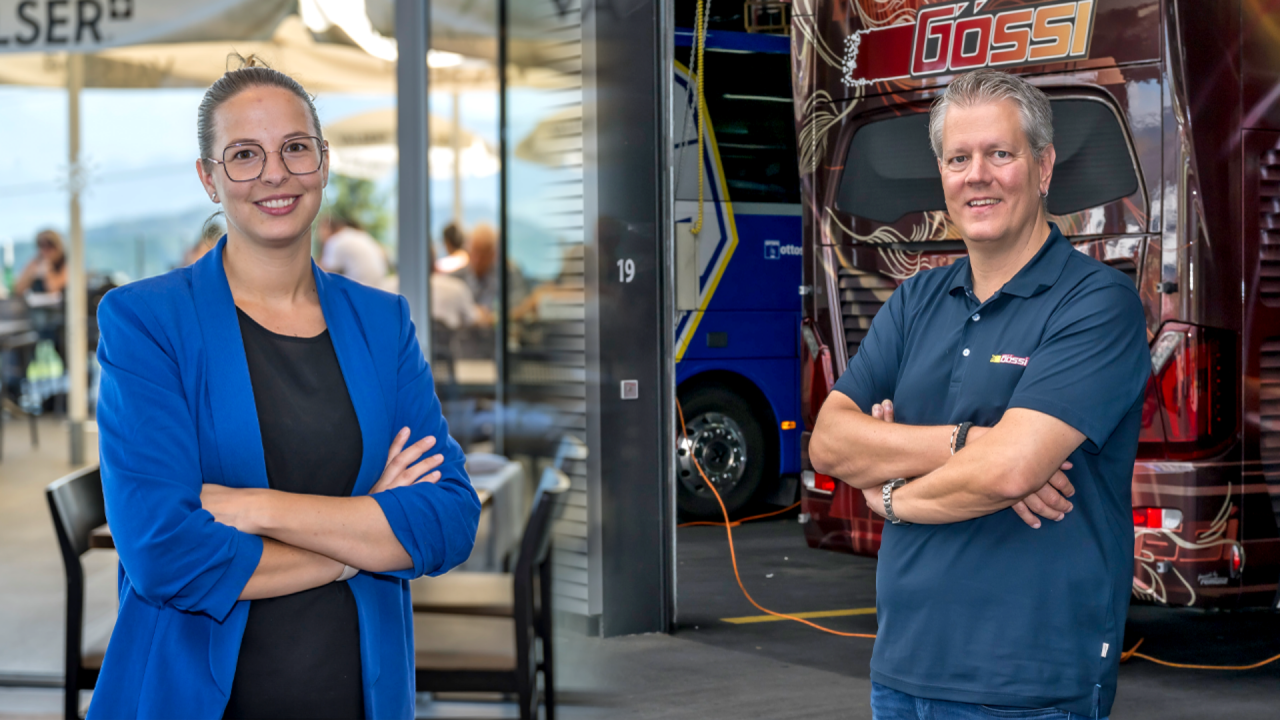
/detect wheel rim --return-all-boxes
[677,412,749,498]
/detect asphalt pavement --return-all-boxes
[668,516,1280,720]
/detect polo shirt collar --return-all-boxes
[948,222,1071,299]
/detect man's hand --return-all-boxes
[1012,467,1074,528]
[863,399,1074,528]
[863,484,887,519]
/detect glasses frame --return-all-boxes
[204,136,329,182]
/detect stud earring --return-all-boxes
[212,193,218,202]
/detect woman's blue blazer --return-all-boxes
[88,238,481,719]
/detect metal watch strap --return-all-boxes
[954,422,974,452]
[882,478,911,525]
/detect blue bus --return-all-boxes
[673,7,802,518]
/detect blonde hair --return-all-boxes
[196,53,322,168]
[929,68,1054,161]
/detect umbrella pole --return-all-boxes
[66,52,88,465]
[452,90,462,224]
[396,0,432,354]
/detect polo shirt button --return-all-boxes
[963,348,970,357]
[972,314,980,321]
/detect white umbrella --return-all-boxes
[324,104,498,233]
[515,106,584,168]
[0,16,396,91]
[0,11,401,464]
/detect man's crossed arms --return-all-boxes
[810,393,1083,528]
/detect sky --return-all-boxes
[0,78,569,282]
[0,86,500,248]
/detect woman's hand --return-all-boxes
[200,483,268,534]
[370,427,445,494]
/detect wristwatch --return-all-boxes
[882,478,911,525]
[954,422,974,453]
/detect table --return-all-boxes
[0,319,33,339]
[0,318,37,462]
[88,488,494,551]
[459,457,526,572]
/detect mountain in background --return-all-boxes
[9,203,572,286]
[83,207,213,281]
[9,206,213,283]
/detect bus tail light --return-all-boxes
[1132,507,1183,530]
[801,320,835,430]
[802,470,836,494]
[1137,323,1237,459]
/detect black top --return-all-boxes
[223,308,366,720]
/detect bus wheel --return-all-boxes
[677,386,771,520]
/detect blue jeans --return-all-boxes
[870,682,1108,720]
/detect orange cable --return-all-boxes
[1119,637,1143,662]
[676,405,1280,659]
[1121,638,1280,671]
[677,401,876,639]
[677,501,801,528]
[677,400,1280,659]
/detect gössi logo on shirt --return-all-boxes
[764,240,801,260]
[990,354,1029,367]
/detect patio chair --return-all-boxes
[46,465,108,720]
[414,465,569,720]
[411,436,585,627]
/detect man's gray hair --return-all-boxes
[928,68,1054,160]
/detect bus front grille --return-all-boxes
[1258,149,1280,306]
[837,268,895,361]
[1260,338,1280,526]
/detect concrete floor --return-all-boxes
[6,416,1280,719]
[659,517,1280,720]
[0,417,109,682]
[0,416,610,720]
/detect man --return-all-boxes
[317,211,388,287]
[436,221,470,275]
[428,245,481,333]
[459,223,500,310]
[810,69,1149,719]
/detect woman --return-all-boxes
[90,57,481,720]
[14,229,68,296]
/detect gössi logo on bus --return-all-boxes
[844,1,1096,87]
[764,240,801,260]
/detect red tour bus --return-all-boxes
[792,0,1280,609]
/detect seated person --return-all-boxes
[15,230,68,298]
[184,220,224,266]
[435,221,469,275]
[318,211,389,287]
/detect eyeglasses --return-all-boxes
[205,136,327,182]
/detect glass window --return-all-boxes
[836,98,1139,223]
[701,50,799,204]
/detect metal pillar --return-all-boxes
[396,0,431,352]
[582,0,674,636]
[67,53,87,465]
[495,0,509,456]
[451,90,463,225]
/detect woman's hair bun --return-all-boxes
[225,52,272,72]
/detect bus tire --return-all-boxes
[677,385,775,520]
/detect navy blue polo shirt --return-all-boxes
[832,224,1149,717]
